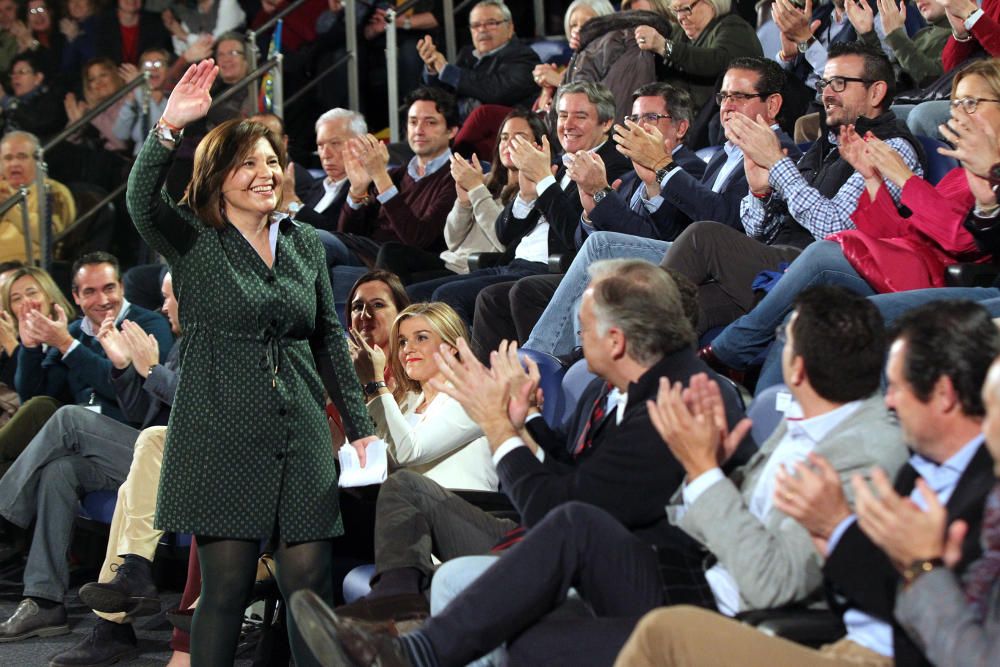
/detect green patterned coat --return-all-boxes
[126,134,373,541]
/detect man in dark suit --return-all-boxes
[472,57,801,359]
[406,80,631,324]
[417,0,539,119]
[94,0,171,66]
[608,299,1000,667]
[327,260,753,627]
[280,108,367,234]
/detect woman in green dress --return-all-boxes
[125,59,376,666]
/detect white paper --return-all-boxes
[338,438,388,487]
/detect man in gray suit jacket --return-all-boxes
[286,286,910,667]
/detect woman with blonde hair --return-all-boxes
[356,301,495,492]
[0,265,75,473]
[64,57,129,153]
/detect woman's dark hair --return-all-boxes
[344,270,411,324]
[484,108,548,205]
[183,118,287,229]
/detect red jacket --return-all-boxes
[251,0,326,53]
[942,0,1000,72]
[831,168,989,293]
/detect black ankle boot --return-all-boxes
[78,555,160,617]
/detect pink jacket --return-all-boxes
[831,168,989,294]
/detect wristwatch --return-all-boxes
[797,37,814,53]
[592,186,614,204]
[902,558,944,587]
[661,39,674,63]
[655,161,679,183]
[402,16,412,30]
[154,119,183,146]
[363,380,387,397]
[988,162,1000,196]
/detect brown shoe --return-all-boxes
[291,590,409,667]
[335,593,429,623]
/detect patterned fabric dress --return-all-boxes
[126,133,373,541]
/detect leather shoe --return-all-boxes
[697,344,746,386]
[49,619,137,666]
[335,593,429,623]
[0,598,70,642]
[78,557,160,618]
[290,590,408,667]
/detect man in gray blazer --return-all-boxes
[286,286,910,667]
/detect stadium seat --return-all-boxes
[518,348,568,427]
[746,383,789,445]
[529,39,573,66]
[916,135,959,185]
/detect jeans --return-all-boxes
[408,260,546,325]
[891,101,950,141]
[524,232,671,356]
[753,287,1000,394]
[712,241,874,369]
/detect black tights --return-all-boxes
[191,536,333,667]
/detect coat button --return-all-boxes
[270,319,278,327]
[265,274,275,283]
[275,452,284,460]
[278,407,287,416]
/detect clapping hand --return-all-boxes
[22,305,73,353]
[844,0,874,35]
[121,320,159,377]
[875,0,906,35]
[416,36,447,74]
[160,59,219,130]
[853,468,966,572]
[727,114,785,169]
[647,374,752,479]
[429,338,518,450]
[861,137,914,187]
[773,452,851,554]
[0,310,18,355]
[838,124,877,180]
[614,120,669,171]
[938,106,1000,180]
[508,135,553,185]
[97,313,131,369]
[64,93,88,124]
[490,340,542,430]
[451,153,486,203]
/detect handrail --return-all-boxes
[53,181,125,244]
[248,0,309,39]
[284,52,350,108]
[43,73,150,152]
[0,189,33,264]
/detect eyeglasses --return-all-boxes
[624,112,672,124]
[715,91,774,105]
[815,76,873,93]
[141,60,165,70]
[469,18,508,31]
[10,68,34,76]
[670,0,702,17]
[950,97,1000,114]
[28,6,47,14]
[218,49,244,57]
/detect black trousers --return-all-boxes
[470,273,562,363]
[422,502,715,667]
[375,242,451,285]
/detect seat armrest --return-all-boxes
[468,252,505,272]
[548,253,572,273]
[945,263,1000,287]
[736,608,845,648]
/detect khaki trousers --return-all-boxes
[94,426,167,624]
[614,606,894,667]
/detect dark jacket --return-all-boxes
[111,341,180,428]
[14,305,174,424]
[824,444,995,667]
[94,10,171,65]
[425,38,540,115]
[295,173,348,234]
[757,111,925,248]
[494,139,632,262]
[498,347,755,549]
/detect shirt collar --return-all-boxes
[324,176,348,192]
[407,148,452,181]
[473,40,511,60]
[910,434,985,482]
[80,299,132,337]
[785,400,863,443]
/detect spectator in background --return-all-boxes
[59,0,101,91]
[634,0,763,117]
[362,0,439,105]
[0,52,67,141]
[377,108,549,285]
[531,0,615,114]
[331,87,460,309]
[65,57,129,154]
[162,0,245,56]
[11,0,67,81]
[0,0,18,75]
[95,0,171,66]
[419,0,539,121]
[0,131,76,265]
[114,47,171,156]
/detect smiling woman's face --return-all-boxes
[397,315,454,384]
[350,280,399,350]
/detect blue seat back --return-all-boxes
[916,135,959,185]
[529,39,573,66]
[747,383,790,445]
[518,348,567,427]
[559,359,598,431]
